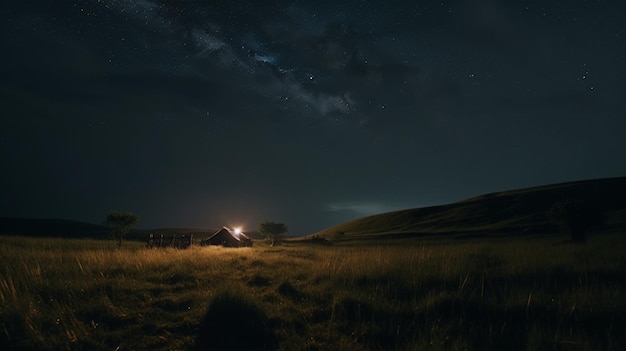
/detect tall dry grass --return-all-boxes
[1,234,625,350]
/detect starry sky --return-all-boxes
[2,0,625,235]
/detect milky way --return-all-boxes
[2,0,625,234]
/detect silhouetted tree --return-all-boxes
[258,221,287,246]
[546,198,602,243]
[105,211,138,248]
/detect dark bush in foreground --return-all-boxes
[194,291,278,351]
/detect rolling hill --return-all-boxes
[0,218,110,239]
[312,177,626,240]
[2,177,624,241]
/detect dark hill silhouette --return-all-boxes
[0,218,265,241]
[0,218,110,239]
[312,177,626,240]
[3,178,623,241]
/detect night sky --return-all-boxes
[2,0,625,235]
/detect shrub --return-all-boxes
[194,291,278,351]
[546,198,602,243]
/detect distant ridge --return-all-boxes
[0,218,265,241]
[2,178,624,241]
[0,218,109,239]
[312,177,626,240]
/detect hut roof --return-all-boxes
[206,226,251,244]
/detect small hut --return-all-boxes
[201,226,253,247]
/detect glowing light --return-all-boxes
[233,227,242,235]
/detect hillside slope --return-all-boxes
[312,177,626,239]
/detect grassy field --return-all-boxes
[1,233,625,350]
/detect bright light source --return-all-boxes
[233,227,241,235]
